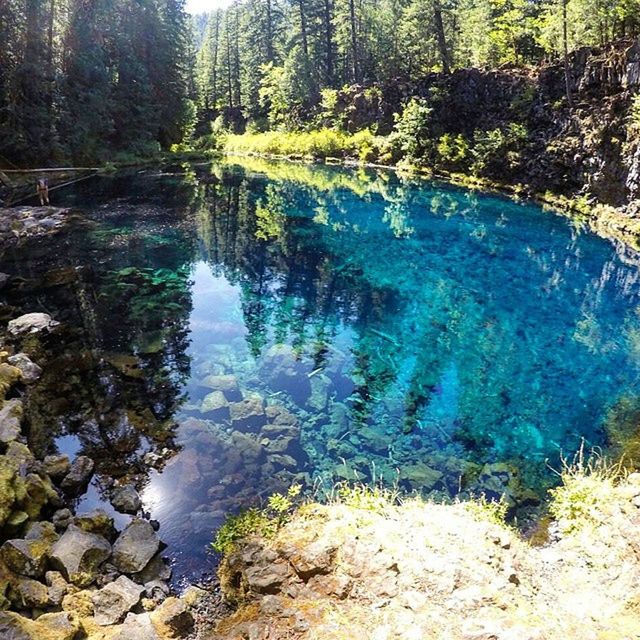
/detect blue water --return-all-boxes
[3,158,640,583]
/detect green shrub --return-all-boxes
[470,122,528,177]
[437,133,470,170]
[388,97,435,164]
[212,484,302,555]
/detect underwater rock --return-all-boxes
[0,610,78,640]
[308,374,331,411]
[399,463,443,491]
[475,463,540,509]
[60,455,94,493]
[6,354,41,384]
[200,390,230,418]
[0,522,59,577]
[42,455,71,481]
[260,344,312,405]
[111,485,142,514]
[92,575,145,626]
[135,553,172,584]
[0,399,23,444]
[199,374,241,400]
[7,313,59,337]
[112,519,160,574]
[229,395,266,431]
[50,525,111,587]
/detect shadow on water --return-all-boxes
[3,158,640,584]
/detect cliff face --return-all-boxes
[330,39,640,213]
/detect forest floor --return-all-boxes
[204,469,640,640]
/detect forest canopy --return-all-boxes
[0,0,638,165]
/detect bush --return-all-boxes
[387,98,435,164]
[437,133,470,171]
[470,122,528,177]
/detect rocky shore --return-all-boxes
[0,310,208,640]
[209,473,640,639]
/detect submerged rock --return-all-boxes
[42,455,71,481]
[92,575,145,626]
[111,485,142,514]
[60,455,94,493]
[112,519,160,574]
[229,395,266,431]
[7,353,42,384]
[50,525,111,586]
[200,390,230,418]
[200,374,241,400]
[7,313,59,337]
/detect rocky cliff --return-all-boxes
[327,39,640,215]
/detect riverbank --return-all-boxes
[205,465,640,639]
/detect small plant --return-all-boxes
[548,443,625,535]
[212,484,302,555]
[464,494,509,525]
[331,482,398,514]
[437,133,470,170]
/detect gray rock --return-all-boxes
[52,508,73,531]
[199,374,241,400]
[9,576,49,608]
[112,519,160,574]
[60,455,94,493]
[92,575,145,626]
[73,509,115,539]
[0,399,23,444]
[229,394,266,431]
[7,313,59,337]
[135,553,172,584]
[43,454,71,480]
[45,571,69,606]
[144,579,170,602]
[150,597,194,637]
[50,524,111,586]
[7,354,42,384]
[0,522,58,577]
[200,390,229,417]
[110,612,160,640]
[0,273,10,290]
[110,485,142,514]
[0,611,78,640]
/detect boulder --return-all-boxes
[8,576,49,608]
[42,455,70,481]
[72,509,115,539]
[200,390,229,418]
[0,364,22,398]
[229,395,266,431]
[110,612,160,640]
[45,571,69,607]
[112,519,160,574]
[92,575,145,626]
[150,597,194,638]
[199,374,241,400]
[60,455,94,493]
[6,354,42,384]
[7,313,59,337]
[0,399,23,444]
[111,485,142,514]
[50,525,111,586]
[0,611,78,640]
[1,522,59,577]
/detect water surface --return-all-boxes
[2,158,640,583]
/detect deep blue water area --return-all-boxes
[3,158,640,584]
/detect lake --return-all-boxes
[2,158,640,585]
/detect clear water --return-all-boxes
[3,158,640,584]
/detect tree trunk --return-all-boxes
[432,0,450,74]
[265,0,274,62]
[348,0,358,82]
[298,0,309,61]
[323,0,333,84]
[562,0,573,108]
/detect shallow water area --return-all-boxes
[2,158,640,585]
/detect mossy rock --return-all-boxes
[0,363,22,398]
[0,455,20,527]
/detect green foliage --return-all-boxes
[388,98,435,164]
[629,94,640,136]
[225,128,378,160]
[212,484,302,555]
[437,134,470,170]
[331,482,398,514]
[464,494,509,525]
[548,445,625,534]
[470,123,529,176]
